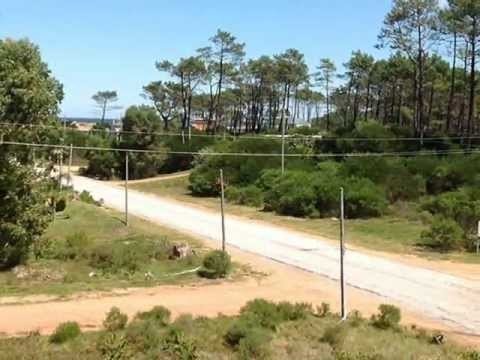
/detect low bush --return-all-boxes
[321,324,349,349]
[344,177,388,218]
[264,171,317,217]
[226,185,264,207]
[58,231,92,260]
[348,310,365,327]
[237,327,271,360]
[198,250,231,279]
[162,327,198,360]
[125,319,161,352]
[55,198,67,213]
[89,240,149,274]
[421,216,465,252]
[336,352,384,360]
[240,299,283,331]
[49,321,81,344]
[371,304,401,330]
[103,307,128,332]
[461,351,480,360]
[188,165,221,196]
[422,189,480,234]
[316,302,331,318]
[225,317,269,348]
[78,190,99,206]
[96,332,131,359]
[276,302,312,321]
[135,306,171,327]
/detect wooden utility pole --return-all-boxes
[281,112,287,175]
[68,144,73,186]
[220,169,226,252]
[125,152,129,226]
[477,221,480,255]
[58,150,63,191]
[340,187,347,320]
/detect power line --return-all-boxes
[0,121,478,142]
[2,140,480,158]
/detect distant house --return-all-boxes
[61,117,120,132]
[191,112,208,131]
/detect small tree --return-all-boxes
[421,216,464,251]
[0,157,51,270]
[199,250,231,279]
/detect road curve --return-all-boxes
[72,175,480,335]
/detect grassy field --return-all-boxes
[0,301,476,360]
[131,176,480,264]
[0,200,229,298]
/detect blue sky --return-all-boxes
[1,0,394,118]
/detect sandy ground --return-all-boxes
[1,174,479,348]
[66,176,480,337]
[1,248,479,347]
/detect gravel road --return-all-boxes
[72,175,480,335]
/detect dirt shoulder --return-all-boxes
[1,246,479,348]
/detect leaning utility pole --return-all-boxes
[220,169,226,252]
[340,187,347,320]
[125,152,129,226]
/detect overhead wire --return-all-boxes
[2,140,480,158]
[0,121,478,142]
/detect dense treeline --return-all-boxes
[142,0,480,140]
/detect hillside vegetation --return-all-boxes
[0,300,477,360]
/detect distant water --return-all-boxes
[61,117,116,124]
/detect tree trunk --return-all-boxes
[446,31,457,132]
[467,19,477,146]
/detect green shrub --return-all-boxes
[422,189,480,234]
[135,306,171,327]
[225,318,268,348]
[264,171,317,217]
[316,302,331,318]
[336,352,384,360]
[461,351,480,360]
[78,190,99,206]
[348,310,365,327]
[162,327,198,360]
[125,319,161,352]
[371,304,401,330]
[49,321,81,344]
[84,146,118,180]
[103,307,128,332]
[198,250,231,279]
[385,172,425,203]
[311,173,340,216]
[240,299,282,331]
[344,177,388,218]
[188,166,221,196]
[421,216,465,252]
[226,185,264,207]
[321,324,349,349]
[237,327,271,360]
[60,231,92,260]
[256,169,283,192]
[55,198,67,212]
[276,302,312,321]
[89,241,148,274]
[96,332,131,359]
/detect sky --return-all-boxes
[1,0,398,118]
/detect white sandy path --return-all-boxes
[72,175,480,335]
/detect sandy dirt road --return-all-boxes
[63,175,480,337]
